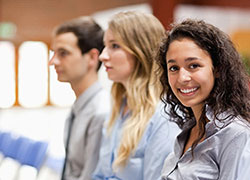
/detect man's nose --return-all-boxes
[48,54,60,66]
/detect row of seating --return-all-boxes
[0,131,48,180]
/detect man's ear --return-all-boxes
[87,48,99,68]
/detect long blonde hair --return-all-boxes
[106,11,165,168]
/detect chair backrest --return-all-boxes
[0,132,49,171]
[20,140,48,170]
[3,135,19,159]
[9,136,32,161]
[0,132,13,156]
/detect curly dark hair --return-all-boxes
[157,19,250,153]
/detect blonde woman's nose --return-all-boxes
[99,47,109,62]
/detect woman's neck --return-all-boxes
[192,104,204,123]
[182,104,207,155]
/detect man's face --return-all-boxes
[49,32,89,84]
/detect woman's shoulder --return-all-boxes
[206,107,250,135]
[149,102,168,125]
[208,116,250,146]
[150,102,176,123]
[147,102,181,136]
[225,118,250,136]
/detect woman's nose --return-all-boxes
[99,47,109,62]
[178,68,191,83]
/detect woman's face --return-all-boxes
[166,38,215,112]
[100,28,135,86]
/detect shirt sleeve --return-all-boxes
[219,130,250,180]
[237,139,250,180]
[143,112,180,180]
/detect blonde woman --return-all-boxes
[92,11,180,180]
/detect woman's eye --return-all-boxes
[169,66,179,72]
[190,64,200,69]
[112,43,120,49]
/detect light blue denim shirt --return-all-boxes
[92,101,180,180]
[161,110,250,180]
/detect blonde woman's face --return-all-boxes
[100,28,135,86]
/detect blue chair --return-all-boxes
[0,133,27,180]
[6,136,31,161]
[0,132,13,157]
[20,140,49,171]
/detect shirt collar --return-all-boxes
[205,106,236,138]
[72,81,102,116]
[177,106,233,141]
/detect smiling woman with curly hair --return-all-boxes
[157,19,250,180]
